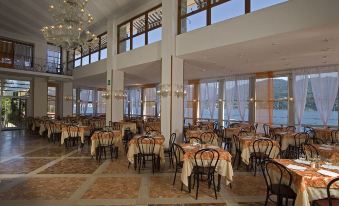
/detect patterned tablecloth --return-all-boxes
[224,127,241,138]
[145,122,161,132]
[90,131,122,155]
[313,128,337,142]
[60,126,90,144]
[127,135,165,164]
[120,122,137,137]
[180,144,233,187]
[272,159,339,206]
[186,130,219,146]
[312,144,339,163]
[237,136,280,165]
[275,132,308,151]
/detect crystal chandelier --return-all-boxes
[41,0,98,51]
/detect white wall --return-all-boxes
[176,0,339,56]
[72,59,107,80]
[33,77,48,117]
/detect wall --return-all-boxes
[72,59,107,80]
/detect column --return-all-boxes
[105,20,114,123]
[76,88,80,115]
[218,80,225,127]
[248,77,256,123]
[62,81,73,117]
[288,74,295,126]
[33,77,48,117]
[162,0,184,146]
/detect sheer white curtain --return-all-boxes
[130,88,141,115]
[293,70,309,128]
[143,88,156,116]
[184,84,194,118]
[80,90,92,115]
[224,79,236,120]
[199,81,219,119]
[309,67,339,126]
[235,78,249,121]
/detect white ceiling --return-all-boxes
[0,0,151,38]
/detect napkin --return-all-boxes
[287,164,307,171]
[320,144,335,148]
[317,169,339,177]
[207,145,219,149]
[318,147,334,150]
[321,165,339,171]
[294,159,311,165]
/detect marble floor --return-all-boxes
[0,130,273,206]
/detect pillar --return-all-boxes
[105,20,114,123]
[33,77,48,117]
[218,80,225,127]
[288,74,295,126]
[62,81,73,117]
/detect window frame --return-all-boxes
[117,4,162,54]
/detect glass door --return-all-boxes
[0,97,27,129]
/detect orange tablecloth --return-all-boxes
[186,130,219,146]
[273,159,339,206]
[90,131,122,155]
[312,144,339,163]
[60,126,90,144]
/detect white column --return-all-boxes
[62,81,73,117]
[33,77,48,117]
[105,20,114,123]
[161,0,184,145]
[288,74,295,126]
[218,80,225,127]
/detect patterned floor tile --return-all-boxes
[0,177,85,200]
[82,177,141,199]
[39,158,100,174]
[224,175,267,196]
[0,158,55,174]
[24,147,71,157]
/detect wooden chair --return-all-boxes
[312,177,339,206]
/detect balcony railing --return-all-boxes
[0,53,72,76]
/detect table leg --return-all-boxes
[95,147,99,161]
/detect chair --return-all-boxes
[250,123,258,134]
[97,132,117,162]
[285,126,296,133]
[232,135,242,170]
[190,148,220,199]
[263,124,270,137]
[200,132,216,144]
[188,136,202,144]
[331,130,338,144]
[136,136,158,174]
[249,138,274,176]
[302,143,319,160]
[172,143,185,186]
[261,160,296,206]
[49,123,61,144]
[287,132,309,159]
[165,133,176,167]
[66,125,80,148]
[111,122,121,130]
[312,178,339,206]
[238,130,249,137]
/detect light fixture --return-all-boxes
[250,98,255,102]
[174,84,187,98]
[64,95,72,101]
[113,90,127,100]
[289,97,294,102]
[101,90,111,99]
[156,84,171,97]
[41,0,98,51]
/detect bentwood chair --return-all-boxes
[287,132,309,159]
[200,132,216,144]
[136,136,158,174]
[263,124,271,137]
[190,148,220,200]
[232,135,242,170]
[261,160,296,206]
[249,138,274,176]
[172,143,185,187]
[331,130,339,144]
[302,143,319,160]
[312,178,339,206]
[66,125,80,148]
[97,131,116,162]
[165,133,176,167]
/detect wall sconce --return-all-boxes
[174,84,187,98]
[289,97,294,102]
[156,84,171,97]
[101,90,111,99]
[250,98,255,102]
[64,95,72,101]
[113,90,126,100]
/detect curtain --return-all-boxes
[309,67,339,126]
[143,88,156,116]
[224,79,235,120]
[97,91,106,114]
[184,84,194,118]
[236,78,249,121]
[199,81,219,119]
[130,88,141,115]
[80,90,92,115]
[292,70,309,128]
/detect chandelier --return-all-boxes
[41,0,98,51]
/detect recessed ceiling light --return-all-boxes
[323,38,329,42]
[322,56,327,59]
[202,69,206,72]
[272,42,279,46]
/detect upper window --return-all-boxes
[0,38,33,70]
[179,0,288,34]
[118,5,162,54]
[67,32,107,69]
[47,44,62,73]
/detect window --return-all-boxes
[184,84,194,125]
[48,86,57,118]
[251,0,287,12]
[225,78,249,122]
[97,90,106,115]
[125,88,142,117]
[199,81,219,120]
[179,0,288,34]
[143,87,158,117]
[118,5,162,53]
[80,89,93,116]
[67,32,108,69]
[0,38,34,69]
[2,80,30,97]
[47,44,62,73]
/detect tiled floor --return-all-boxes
[0,130,272,206]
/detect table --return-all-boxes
[238,136,280,165]
[180,144,233,190]
[224,127,241,138]
[127,135,165,165]
[90,131,122,156]
[120,122,137,137]
[272,159,339,206]
[186,130,219,146]
[275,131,306,151]
[312,144,339,163]
[60,125,90,144]
[145,122,161,132]
[313,127,334,141]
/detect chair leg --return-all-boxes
[264,190,269,206]
[173,166,177,185]
[237,152,242,170]
[212,173,217,199]
[195,174,199,200]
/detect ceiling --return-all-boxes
[0,0,151,38]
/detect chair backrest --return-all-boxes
[285,126,296,133]
[169,133,176,148]
[67,125,79,138]
[112,122,121,130]
[252,138,274,157]
[294,132,309,147]
[250,123,258,134]
[238,130,249,137]
[98,131,114,146]
[263,124,270,137]
[189,136,202,144]
[144,125,152,133]
[302,143,319,160]
[200,132,216,144]
[331,130,338,144]
[261,160,293,196]
[172,143,185,164]
[326,177,339,206]
[137,136,155,155]
[193,148,220,174]
[232,135,241,151]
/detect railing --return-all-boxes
[0,53,72,76]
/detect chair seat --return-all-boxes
[250,152,269,159]
[313,198,339,206]
[271,184,296,199]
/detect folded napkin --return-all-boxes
[207,145,219,149]
[241,136,253,140]
[287,164,307,171]
[320,144,335,148]
[294,159,311,165]
[317,169,339,177]
[321,165,339,171]
[318,147,334,150]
